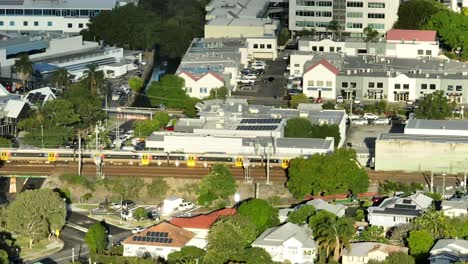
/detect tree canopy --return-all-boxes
[7,189,66,248]
[133,111,170,137]
[146,178,170,202]
[287,148,369,198]
[290,94,309,108]
[316,217,354,262]
[393,0,445,29]
[167,246,205,264]
[197,163,237,207]
[85,222,108,253]
[238,199,279,235]
[407,230,434,262]
[415,90,455,119]
[284,117,341,147]
[368,252,415,264]
[288,205,316,224]
[128,77,144,93]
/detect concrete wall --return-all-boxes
[375,139,468,174]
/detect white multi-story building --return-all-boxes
[0,0,133,33]
[289,0,399,36]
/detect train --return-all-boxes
[0,148,291,169]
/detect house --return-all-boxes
[367,193,433,229]
[177,71,225,99]
[441,196,468,218]
[24,87,56,107]
[170,208,236,248]
[252,222,316,264]
[122,222,197,260]
[0,100,29,136]
[302,59,339,100]
[429,239,468,264]
[304,199,346,217]
[342,242,409,264]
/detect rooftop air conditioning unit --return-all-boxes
[425,73,430,78]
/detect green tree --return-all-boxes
[204,215,257,264]
[287,148,369,198]
[394,0,445,29]
[129,77,144,93]
[241,247,274,264]
[322,101,335,109]
[367,252,415,264]
[197,163,237,207]
[310,124,341,147]
[50,67,70,91]
[205,86,229,100]
[390,223,415,244]
[327,20,341,38]
[82,193,92,203]
[285,117,313,138]
[133,119,161,137]
[133,207,148,221]
[104,177,144,200]
[288,205,316,224]
[85,222,108,253]
[358,226,386,242]
[7,189,66,248]
[0,249,7,264]
[83,64,105,95]
[167,246,205,264]
[146,178,169,201]
[415,91,455,119]
[278,27,290,46]
[309,210,337,234]
[446,216,468,239]
[238,199,279,235]
[363,26,379,42]
[14,54,33,90]
[64,82,106,129]
[407,230,434,262]
[290,94,309,108]
[413,210,449,239]
[0,137,12,148]
[316,217,354,262]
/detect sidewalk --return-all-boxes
[22,238,64,261]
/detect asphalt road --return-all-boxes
[29,212,130,264]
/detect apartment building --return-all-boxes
[0,0,134,33]
[289,0,399,36]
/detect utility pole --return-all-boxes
[430,171,434,193]
[464,170,467,193]
[78,131,82,176]
[442,173,446,199]
[72,247,75,263]
[41,124,44,149]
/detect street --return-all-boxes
[28,212,130,264]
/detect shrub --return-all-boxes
[59,174,95,191]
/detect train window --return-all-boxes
[151,156,166,160]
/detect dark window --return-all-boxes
[319,46,324,52]
[403,84,409,89]
[78,23,83,28]
[342,82,348,88]
[34,21,38,26]
[253,44,258,48]
[67,23,72,28]
[368,82,375,88]
[267,44,272,49]
[260,44,265,49]
[395,84,401,89]
[421,84,427,89]
[351,82,357,88]
[430,84,436,90]
[23,21,28,26]
[456,85,462,91]
[448,85,453,91]
[377,82,383,88]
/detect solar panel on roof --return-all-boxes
[402,199,412,204]
[395,204,416,209]
[241,119,282,124]
[136,236,142,241]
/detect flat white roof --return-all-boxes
[0,0,117,9]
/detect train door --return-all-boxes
[141,154,151,166]
[281,159,289,169]
[235,157,243,167]
[187,156,196,167]
[0,151,9,161]
[48,152,58,162]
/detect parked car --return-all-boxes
[110,202,121,209]
[239,78,255,84]
[122,200,135,209]
[336,95,344,103]
[288,89,302,95]
[352,119,368,125]
[353,97,361,104]
[251,64,265,70]
[252,60,266,66]
[240,84,254,90]
[282,54,289,60]
[125,130,134,137]
[240,68,251,75]
[132,226,145,234]
[388,115,403,125]
[178,201,195,211]
[263,77,274,83]
[363,113,379,120]
[121,145,135,151]
[372,196,387,206]
[356,226,365,236]
[348,114,362,120]
[373,118,389,125]
[253,69,265,75]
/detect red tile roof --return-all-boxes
[386,29,436,42]
[178,71,224,82]
[170,208,236,229]
[305,59,339,75]
[122,222,195,248]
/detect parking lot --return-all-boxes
[346,124,405,155]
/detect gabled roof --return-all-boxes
[304,59,339,75]
[386,29,437,42]
[252,222,315,249]
[3,100,26,119]
[178,71,224,82]
[430,239,468,253]
[170,208,236,229]
[122,222,195,248]
[305,199,346,217]
[343,242,408,257]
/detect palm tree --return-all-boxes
[414,210,448,239]
[83,64,104,95]
[316,218,354,262]
[14,54,33,92]
[50,67,70,91]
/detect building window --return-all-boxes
[326,81,332,87]
[47,21,53,26]
[426,50,432,56]
[294,64,300,67]
[67,23,72,28]
[395,84,401,89]
[200,88,207,93]
[9,21,14,26]
[347,2,364,7]
[448,85,453,91]
[253,44,258,48]
[319,46,324,52]
[330,47,335,52]
[367,13,385,19]
[34,21,39,26]
[78,23,83,28]
[346,12,363,18]
[418,50,424,55]
[368,82,375,88]
[430,84,436,90]
[186,88,192,93]
[342,82,348,88]
[308,81,314,86]
[0,21,3,26]
[337,47,342,52]
[421,84,427,90]
[267,44,272,49]
[312,46,317,51]
[403,84,409,89]
[368,2,385,8]
[377,82,383,88]
[317,81,324,87]
[347,22,363,29]
[456,85,462,91]
[260,44,265,49]
[350,82,357,88]
[23,21,28,26]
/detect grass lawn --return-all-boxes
[75,204,98,210]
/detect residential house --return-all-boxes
[429,239,468,264]
[177,71,225,99]
[367,193,433,229]
[122,222,197,260]
[342,242,409,264]
[302,59,339,100]
[304,199,346,217]
[252,222,316,264]
[170,208,236,248]
[0,100,28,136]
[441,196,468,218]
[23,87,56,107]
